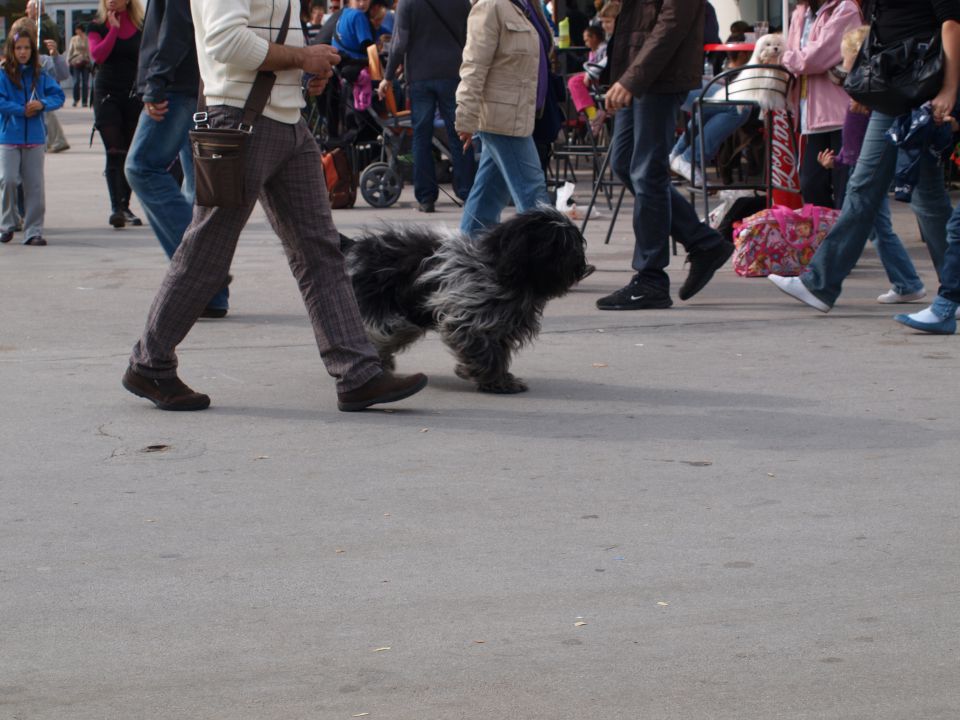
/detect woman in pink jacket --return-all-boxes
[782,0,862,208]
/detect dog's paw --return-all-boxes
[477,376,529,394]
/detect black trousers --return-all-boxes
[800,129,847,209]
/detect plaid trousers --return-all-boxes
[130,105,381,393]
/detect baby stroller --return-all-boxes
[332,46,458,208]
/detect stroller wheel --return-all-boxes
[360,162,403,208]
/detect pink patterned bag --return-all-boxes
[732,204,841,277]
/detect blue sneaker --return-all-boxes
[894,296,958,335]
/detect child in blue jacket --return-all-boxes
[0,28,65,246]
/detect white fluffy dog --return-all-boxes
[728,33,789,112]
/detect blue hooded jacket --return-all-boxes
[0,63,65,146]
[887,103,955,203]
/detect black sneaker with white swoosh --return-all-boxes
[596,277,673,310]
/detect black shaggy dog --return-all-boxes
[343,207,587,393]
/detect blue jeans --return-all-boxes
[872,196,924,295]
[408,78,474,204]
[125,92,228,310]
[611,93,724,290]
[937,202,960,304]
[459,131,549,236]
[70,64,90,106]
[672,87,750,165]
[801,111,951,306]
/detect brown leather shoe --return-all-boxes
[122,367,211,411]
[337,370,428,412]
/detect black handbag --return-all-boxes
[843,14,944,118]
[190,1,290,207]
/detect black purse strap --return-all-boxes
[422,0,466,47]
[196,0,292,130]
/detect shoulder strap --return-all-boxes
[422,0,466,47]
[197,0,292,129]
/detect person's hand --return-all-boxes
[604,82,633,113]
[850,101,870,115]
[377,78,390,100]
[817,148,835,169]
[301,44,341,77]
[931,86,957,125]
[943,107,960,132]
[457,131,472,152]
[306,75,329,96]
[44,39,58,56]
[106,10,121,28]
[25,99,43,117]
[144,99,168,122]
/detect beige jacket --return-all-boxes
[456,0,544,138]
[67,34,91,67]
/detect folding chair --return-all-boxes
[687,64,798,219]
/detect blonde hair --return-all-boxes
[597,1,621,19]
[841,25,870,56]
[95,0,144,29]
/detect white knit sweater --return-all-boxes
[191,0,304,124]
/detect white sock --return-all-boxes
[908,307,945,323]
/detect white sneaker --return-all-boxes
[670,154,692,181]
[669,154,705,185]
[691,165,704,186]
[877,287,926,304]
[768,274,831,313]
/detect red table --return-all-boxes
[704,43,756,52]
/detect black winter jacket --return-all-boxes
[135,0,200,102]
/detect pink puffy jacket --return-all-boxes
[782,0,863,133]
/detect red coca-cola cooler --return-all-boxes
[769,108,802,209]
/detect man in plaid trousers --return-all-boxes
[123,0,427,412]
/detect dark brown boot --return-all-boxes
[337,370,428,412]
[122,367,211,411]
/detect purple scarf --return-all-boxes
[523,0,550,111]
[836,107,870,167]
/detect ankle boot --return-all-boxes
[116,158,143,226]
[105,154,127,228]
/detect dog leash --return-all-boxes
[444,188,493,232]
[436,184,464,209]
[432,180,493,232]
